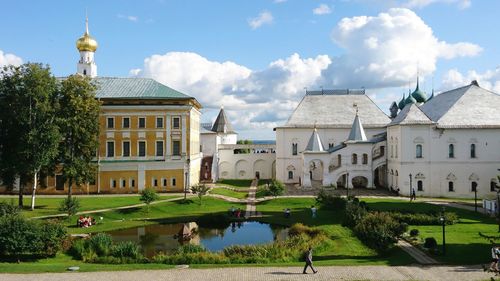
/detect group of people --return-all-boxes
[229,206,243,218]
[76,216,95,228]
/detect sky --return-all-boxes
[1,0,499,139]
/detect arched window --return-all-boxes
[471,181,477,192]
[416,144,422,158]
[352,154,358,165]
[337,154,342,166]
[470,144,476,158]
[448,144,455,158]
[83,69,87,76]
[417,180,423,191]
[362,153,368,164]
[448,181,454,192]
[288,171,293,180]
[292,143,298,155]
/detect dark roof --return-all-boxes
[211,108,235,133]
[93,77,191,99]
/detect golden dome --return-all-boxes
[76,17,98,52]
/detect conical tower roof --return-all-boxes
[211,107,235,133]
[305,128,325,152]
[411,77,427,103]
[398,93,406,110]
[347,113,367,142]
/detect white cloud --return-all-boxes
[131,52,329,130]
[322,8,481,89]
[248,11,273,29]
[441,68,500,93]
[403,0,471,9]
[117,14,139,22]
[313,4,332,15]
[0,50,22,67]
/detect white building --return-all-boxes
[275,82,500,198]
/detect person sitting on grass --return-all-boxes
[284,208,291,218]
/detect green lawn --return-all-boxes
[364,198,498,264]
[256,197,415,266]
[217,179,253,188]
[209,188,248,199]
[0,195,180,218]
[65,197,245,234]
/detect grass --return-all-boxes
[364,198,499,264]
[0,194,180,218]
[217,179,253,188]
[64,197,245,234]
[209,188,248,199]
[256,197,415,266]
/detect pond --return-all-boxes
[106,221,288,258]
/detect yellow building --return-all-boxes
[23,17,202,194]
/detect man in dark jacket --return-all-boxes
[303,247,318,274]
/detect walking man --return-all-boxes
[303,247,318,274]
[311,205,317,218]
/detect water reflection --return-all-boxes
[106,221,288,258]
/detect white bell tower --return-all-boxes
[76,16,98,77]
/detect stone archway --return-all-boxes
[352,176,368,188]
[308,160,323,182]
[373,164,387,188]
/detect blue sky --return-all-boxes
[1,0,499,139]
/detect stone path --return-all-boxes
[0,265,493,281]
[244,179,260,218]
[397,240,438,265]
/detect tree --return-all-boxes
[140,188,159,212]
[58,197,80,216]
[191,184,210,205]
[268,180,285,197]
[0,63,60,209]
[56,75,100,198]
[234,139,252,154]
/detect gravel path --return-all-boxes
[0,265,493,281]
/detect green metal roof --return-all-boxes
[93,77,191,99]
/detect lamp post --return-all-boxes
[409,173,413,201]
[440,207,446,255]
[473,182,477,212]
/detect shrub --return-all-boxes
[191,184,211,204]
[288,223,323,238]
[385,212,458,225]
[39,220,67,256]
[59,197,80,216]
[69,239,88,260]
[316,189,346,210]
[353,212,406,253]
[111,241,142,260]
[343,201,367,227]
[140,187,160,212]
[424,237,438,249]
[0,201,19,217]
[176,244,206,254]
[153,252,230,264]
[88,233,113,257]
[409,229,420,237]
[268,180,285,197]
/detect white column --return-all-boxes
[181,115,187,155]
[166,114,171,158]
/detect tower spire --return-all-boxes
[85,11,89,35]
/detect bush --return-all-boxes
[0,201,19,217]
[88,233,113,257]
[385,212,458,225]
[316,189,346,210]
[343,201,367,227]
[140,187,160,212]
[424,237,438,249]
[268,180,285,197]
[176,244,206,254]
[353,212,407,253]
[59,197,80,216]
[0,215,67,260]
[111,241,142,260]
[191,184,211,204]
[153,252,230,264]
[288,223,323,238]
[409,229,420,237]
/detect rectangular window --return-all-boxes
[288,171,293,180]
[292,143,297,156]
[138,117,146,128]
[417,180,423,191]
[111,179,117,188]
[448,181,454,192]
[173,117,180,129]
[172,178,176,186]
[163,178,167,187]
[173,140,181,156]
[107,117,114,129]
[138,141,146,157]
[156,141,164,157]
[156,117,164,128]
[123,141,130,157]
[122,117,130,129]
[107,141,115,157]
[55,175,64,191]
[471,181,477,192]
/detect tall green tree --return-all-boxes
[56,75,100,198]
[0,63,60,209]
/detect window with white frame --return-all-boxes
[172,117,180,129]
[156,117,164,128]
[416,144,423,158]
[107,141,115,157]
[138,141,146,157]
[123,141,130,157]
[156,140,164,157]
[138,117,146,128]
[122,117,130,129]
[107,117,114,129]
[172,178,176,186]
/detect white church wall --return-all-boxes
[217,146,276,180]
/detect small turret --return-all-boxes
[389,101,398,119]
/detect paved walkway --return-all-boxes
[397,240,438,265]
[244,179,260,218]
[0,265,493,281]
